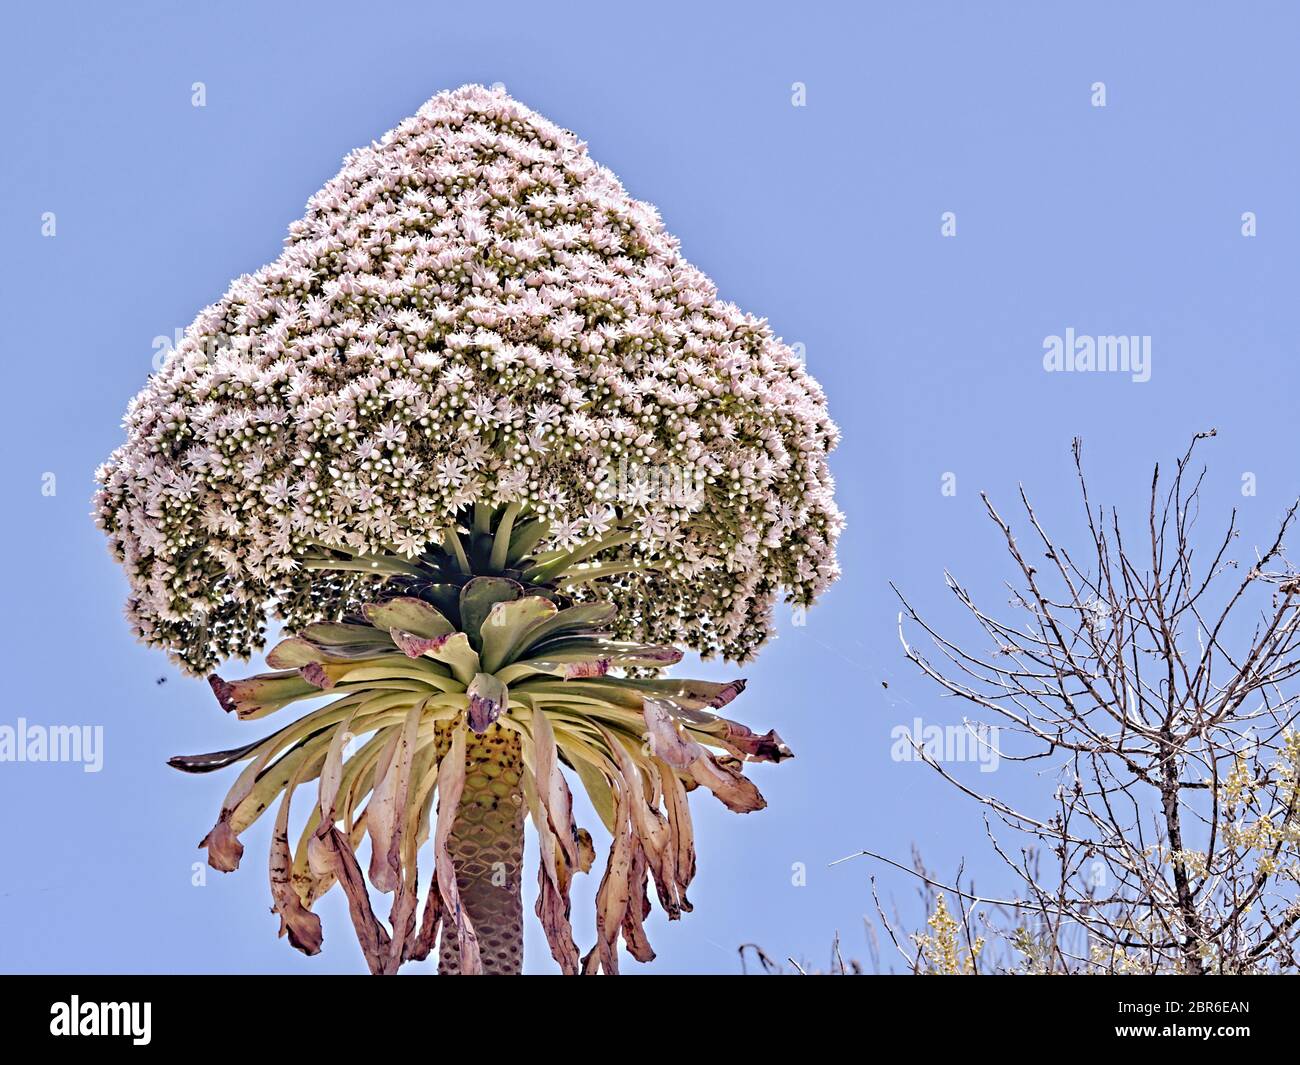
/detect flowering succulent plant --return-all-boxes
[96,84,841,974]
[94,83,841,676]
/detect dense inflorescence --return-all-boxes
[95,84,842,675]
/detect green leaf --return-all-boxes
[362,597,456,640]
[424,631,481,686]
[459,576,523,651]
[266,636,333,669]
[489,502,522,572]
[507,517,550,565]
[479,596,559,673]
[509,677,646,709]
[409,582,464,624]
[587,676,747,713]
[208,671,323,720]
[299,622,397,659]
[519,636,682,668]
[497,657,612,683]
[571,757,617,836]
[514,602,617,657]
[229,740,325,834]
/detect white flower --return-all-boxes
[550,517,586,551]
[95,84,843,674]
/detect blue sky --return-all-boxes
[1,0,1297,974]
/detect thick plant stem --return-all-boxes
[438,723,526,975]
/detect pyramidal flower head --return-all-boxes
[95,84,843,675]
